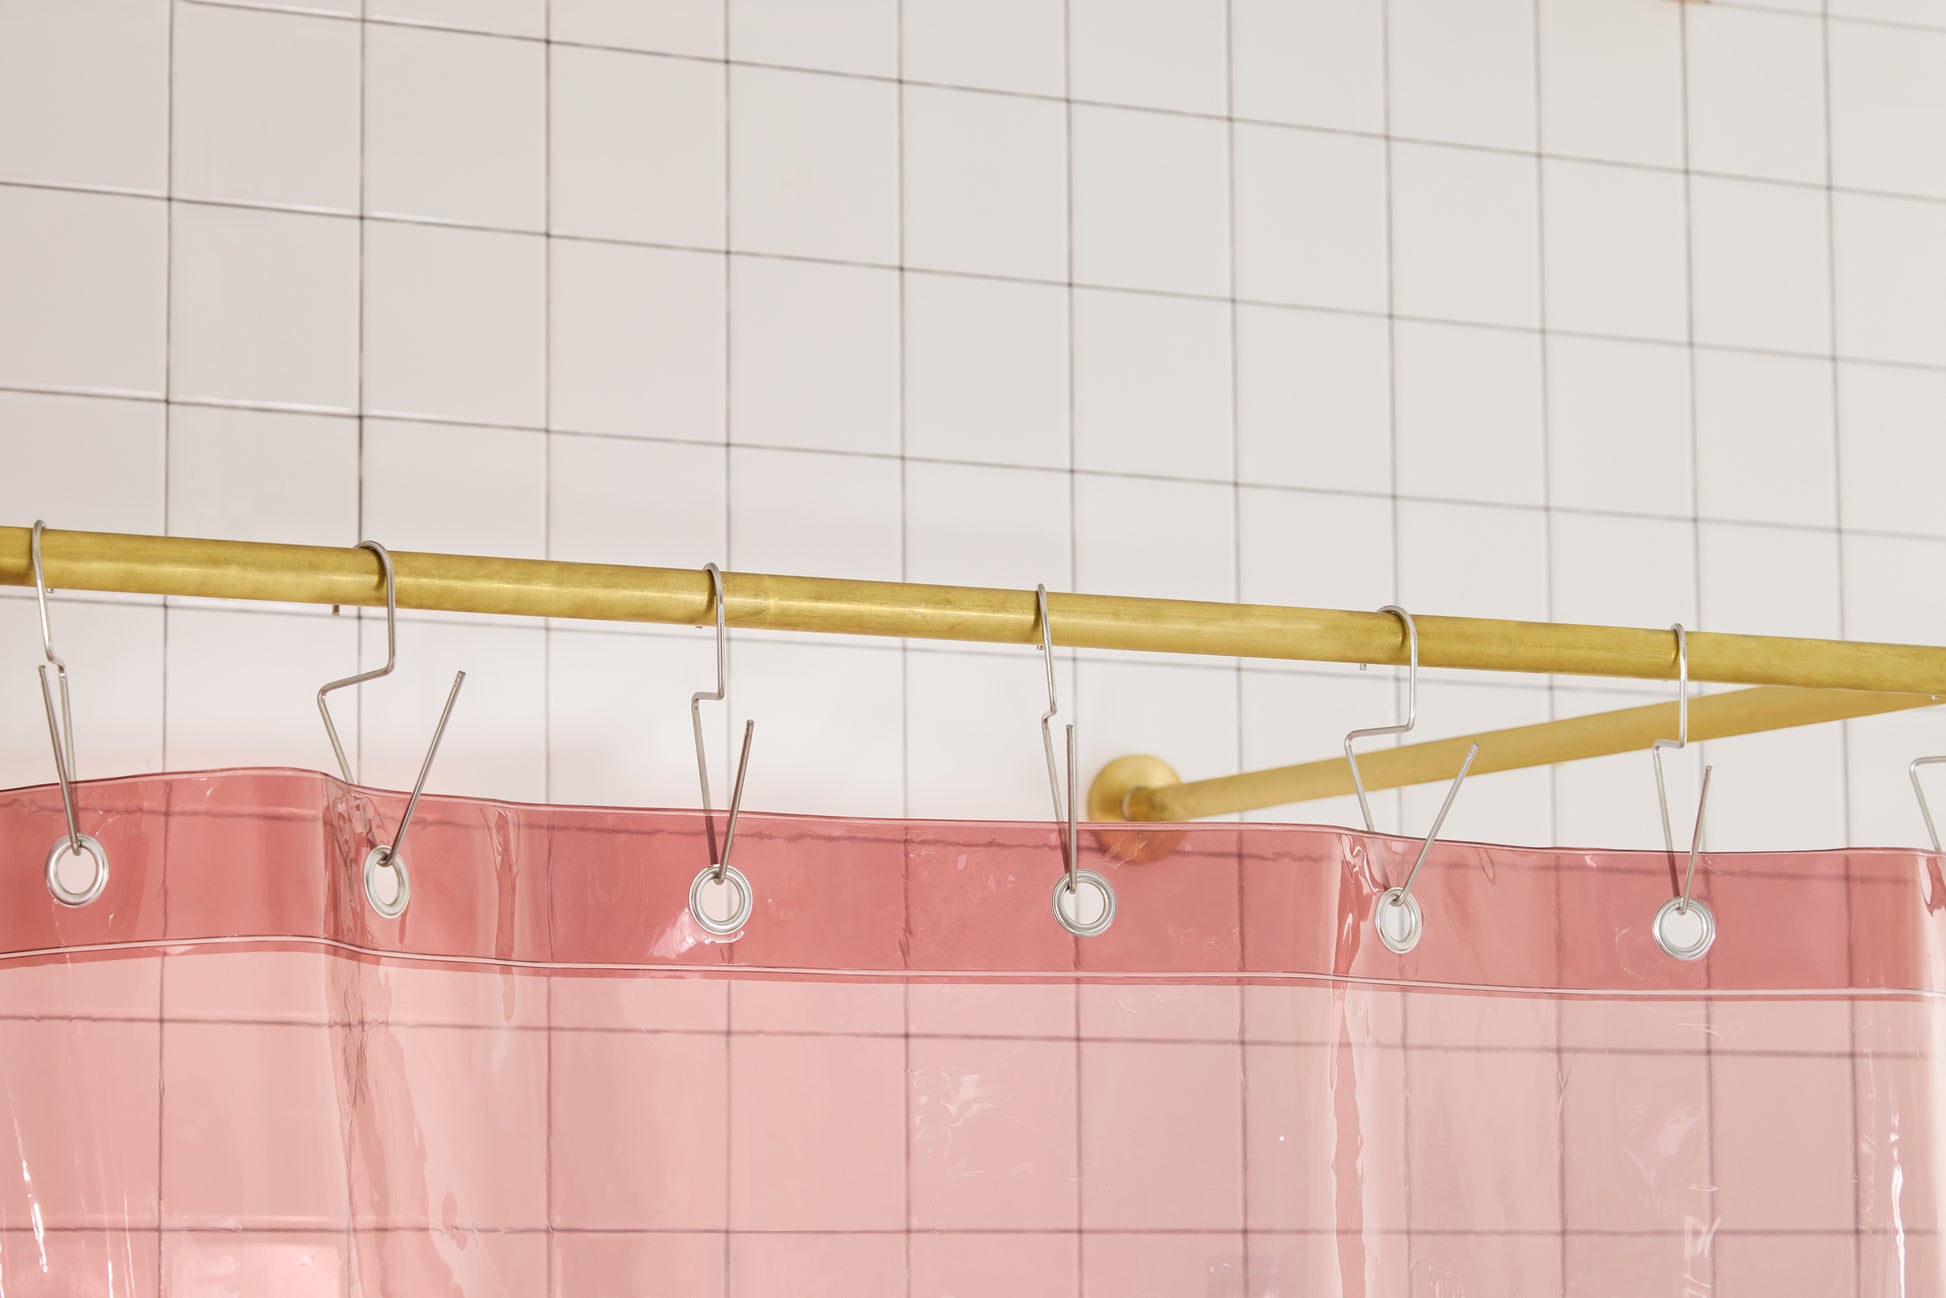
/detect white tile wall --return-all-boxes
[5,0,1946,856]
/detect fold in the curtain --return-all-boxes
[0,768,1940,1296]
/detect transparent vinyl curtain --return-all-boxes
[0,767,1941,1296]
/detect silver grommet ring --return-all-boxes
[1375,886,1423,955]
[1652,896,1714,961]
[689,864,753,937]
[1052,869,1116,938]
[45,833,108,908]
[362,844,410,919]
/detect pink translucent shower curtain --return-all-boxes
[0,767,1941,1296]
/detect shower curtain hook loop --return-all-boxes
[31,521,106,908]
[1344,605,1421,835]
[688,564,757,937]
[1037,585,1113,938]
[317,540,401,784]
[1653,765,1716,960]
[315,540,466,918]
[1343,606,1476,955]
[1650,624,1693,857]
[1909,756,1946,854]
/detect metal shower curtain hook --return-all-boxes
[1910,755,1946,853]
[1037,585,1113,938]
[1647,624,1716,959]
[1344,605,1422,834]
[688,564,757,937]
[315,541,466,918]
[31,521,107,908]
[1343,606,1476,955]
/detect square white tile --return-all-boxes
[550,46,725,247]
[1688,175,1831,356]
[1240,667,1400,832]
[1074,658,1241,816]
[729,0,896,76]
[727,638,906,817]
[367,0,545,38]
[546,626,721,810]
[728,256,900,455]
[171,3,359,211]
[550,0,724,56]
[0,0,167,192]
[1536,0,1684,168]
[362,420,547,559]
[729,446,902,581]
[167,407,357,547]
[1541,159,1687,344]
[1387,0,1536,150]
[1841,532,1946,646]
[1848,707,1946,853]
[1684,5,1828,185]
[905,647,1078,821]
[901,0,1065,96]
[1548,513,1697,631]
[903,272,1069,470]
[549,240,726,442]
[1693,350,1837,529]
[1069,0,1227,115]
[169,204,358,411]
[548,433,728,569]
[1230,0,1384,134]
[1828,20,1946,201]
[1398,679,1554,848]
[0,391,164,536]
[1545,335,1693,517]
[903,86,1066,281]
[1234,306,1391,495]
[1392,320,1546,508]
[0,599,163,788]
[0,188,165,396]
[1832,192,1946,368]
[1395,498,1548,622]
[364,23,546,230]
[1703,723,1849,852]
[1836,362,1946,539]
[1699,522,1840,641]
[728,65,898,263]
[163,607,360,776]
[1237,488,1394,615]
[362,222,546,427]
[905,461,1071,591]
[1389,143,1541,329]
[355,615,547,804]
[1072,289,1232,482]
[1070,104,1230,297]
[1074,475,1235,603]
[1233,125,1387,313]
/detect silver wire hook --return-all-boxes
[1036,585,1077,893]
[30,522,81,856]
[313,541,465,915]
[691,564,755,884]
[317,541,401,784]
[1652,764,1717,960]
[1910,756,1946,853]
[1344,605,1421,834]
[1650,624,1694,857]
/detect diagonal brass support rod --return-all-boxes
[1099,686,1942,823]
[8,527,1946,695]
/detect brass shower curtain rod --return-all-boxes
[4,525,1941,823]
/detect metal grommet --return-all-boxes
[1375,886,1422,955]
[362,844,410,919]
[45,833,107,908]
[689,864,753,937]
[1652,895,1715,961]
[1051,869,1116,938]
